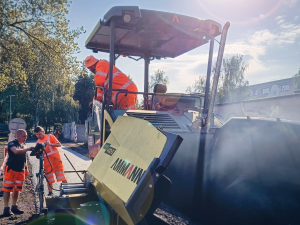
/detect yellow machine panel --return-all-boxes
[87,116,167,224]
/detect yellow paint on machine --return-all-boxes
[87,116,167,225]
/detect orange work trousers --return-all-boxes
[44,153,66,184]
[2,166,25,192]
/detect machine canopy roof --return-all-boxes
[85,6,222,58]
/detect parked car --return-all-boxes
[0,123,9,136]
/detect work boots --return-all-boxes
[3,207,14,217]
[11,205,24,214]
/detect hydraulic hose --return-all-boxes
[43,149,53,174]
[43,175,61,191]
[42,148,61,191]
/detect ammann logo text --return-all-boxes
[110,158,145,184]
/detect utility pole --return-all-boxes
[9,95,15,121]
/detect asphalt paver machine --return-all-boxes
[44,6,300,225]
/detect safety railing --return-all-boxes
[94,86,204,113]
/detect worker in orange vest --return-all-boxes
[34,126,67,196]
[84,56,138,110]
[2,130,34,216]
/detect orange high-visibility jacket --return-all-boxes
[94,60,137,109]
[36,134,66,180]
[36,134,61,157]
[36,134,63,167]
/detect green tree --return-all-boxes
[22,39,81,126]
[0,36,81,127]
[149,69,169,92]
[0,0,84,92]
[135,98,144,110]
[293,67,300,91]
[0,0,84,126]
[0,86,16,124]
[0,70,80,129]
[185,55,249,104]
[216,54,250,103]
[186,76,206,93]
[74,65,95,124]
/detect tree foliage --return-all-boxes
[185,54,250,104]
[186,76,207,93]
[293,67,300,91]
[135,98,144,110]
[0,67,80,128]
[0,0,83,128]
[0,73,80,127]
[73,65,95,124]
[149,69,169,92]
[0,0,84,91]
[216,55,250,103]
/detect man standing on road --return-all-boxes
[34,126,67,196]
[2,129,33,217]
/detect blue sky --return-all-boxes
[67,0,300,93]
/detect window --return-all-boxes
[254,90,258,95]
[250,90,253,96]
[281,85,289,91]
[262,88,269,94]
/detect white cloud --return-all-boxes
[277,19,285,24]
[129,20,300,93]
[249,22,300,46]
[275,15,285,21]
[295,16,299,20]
[283,0,298,7]
[278,23,300,44]
[247,14,266,23]
[150,54,212,92]
[225,42,268,74]
[223,20,300,79]
[225,42,265,58]
[149,19,300,92]
[249,29,276,45]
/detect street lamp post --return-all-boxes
[9,95,15,121]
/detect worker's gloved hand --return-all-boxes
[89,101,93,108]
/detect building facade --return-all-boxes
[249,78,295,99]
